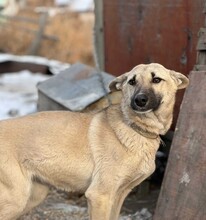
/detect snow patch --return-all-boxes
[0,70,50,120]
[120,208,152,220]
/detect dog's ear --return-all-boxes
[109,73,128,92]
[170,71,189,90]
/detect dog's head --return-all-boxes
[109,63,189,114]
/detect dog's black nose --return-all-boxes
[134,94,148,107]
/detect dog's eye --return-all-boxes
[152,77,162,84]
[128,78,136,86]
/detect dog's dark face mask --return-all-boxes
[126,74,162,113]
[130,88,162,113]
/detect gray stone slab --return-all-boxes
[37,63,114,111]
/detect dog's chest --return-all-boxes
[122,147,156,181]
[89,110,159,186]
[138,145,157,174]
[116,131,158,174]
[112,133,159,185]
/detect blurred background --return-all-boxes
[0,0,94,65]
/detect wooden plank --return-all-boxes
[153,71,206,220]
[0,61,49,74]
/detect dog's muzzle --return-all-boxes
[131,93,149,112]
[131,90,162,113]
[133,94,148,108]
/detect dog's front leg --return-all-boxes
[85,186,114,220]
[110,174,149,220]
[85,172,145,220]
[85,170,124,220]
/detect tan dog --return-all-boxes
[0,63,189,220]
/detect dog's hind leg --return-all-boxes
[0,181,31,220]
[22,181,49,214]
[0,162,32,220]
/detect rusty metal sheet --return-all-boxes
[37,63,114,111]
[103,0,204,75]
[103,0,204,127]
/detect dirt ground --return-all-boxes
[19,187,157,220]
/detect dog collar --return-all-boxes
[130,122,159,139]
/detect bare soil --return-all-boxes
[18,186,158,220]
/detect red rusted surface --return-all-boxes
[103,0,204,127]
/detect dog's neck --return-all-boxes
[106,105,160,152]
[129,122,159,139]
[120,99,174,136]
